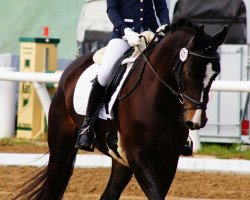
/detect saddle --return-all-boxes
[73,31,155,119]
[95,31,155,115]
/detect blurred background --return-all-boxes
[0,0,249,149]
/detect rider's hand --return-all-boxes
[123,28,141,46]
[156,24,168,33]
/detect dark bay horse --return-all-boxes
[14,20,227,200]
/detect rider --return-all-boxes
[75,0,170,151]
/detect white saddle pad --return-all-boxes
[73,63,133,120]
[73,31,154,119]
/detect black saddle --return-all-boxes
[103,48,134,113]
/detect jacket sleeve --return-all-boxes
[154,0,170,25]
[107,0,127,35]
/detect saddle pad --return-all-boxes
[73,63,133,120]
[73,32,155,119]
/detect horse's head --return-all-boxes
[170,23,227,130]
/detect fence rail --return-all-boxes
[1,71,250,91]
[1,71,250,149]
[1,71,250,131]
[0,71,62,83]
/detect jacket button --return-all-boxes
[140,0,143,2]
[140,8,143,12]
[140,18,143,21]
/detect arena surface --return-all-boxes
[1,146,250,199]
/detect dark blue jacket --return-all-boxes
[107,0,170,39]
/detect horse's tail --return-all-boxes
[12,84,78,200]
[12,165,49,200]
[12,151,77,200]
[12,53,94,199]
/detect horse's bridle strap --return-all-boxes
[188,51,219,59]
[130,34,219,110]
[141,53,180,98]
[140,44,216,110]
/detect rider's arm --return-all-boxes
[154,0,170,25]
[107,0,127,35]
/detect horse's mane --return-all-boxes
[169,18,199,34]
[144,19,200,55]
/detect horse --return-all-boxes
[14,19,227,200]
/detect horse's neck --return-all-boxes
[147,38,178,92]
[148,32,192,84]
[150,38,176,76]
[140,35,187,114]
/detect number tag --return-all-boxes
[180,48,188,62]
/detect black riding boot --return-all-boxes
[75,78,106,151]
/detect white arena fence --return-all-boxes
[1,71,250,151]
[0,71,62,123]
[1,153,250,174]
[1,71,250,119]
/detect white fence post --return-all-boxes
[189,130,201,153]
[0,67,17,138]
[0,71,61,125]
[33,82,52,124]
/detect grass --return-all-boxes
[1,138,250,160]
[197,143,250,160]
[0,137,47,148]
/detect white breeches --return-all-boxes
[97,38,131,86]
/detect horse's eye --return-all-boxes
[187,71,194,77]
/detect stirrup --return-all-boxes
[79,125,92,135]
[75,126,96,151]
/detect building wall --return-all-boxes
[0,0,84,59]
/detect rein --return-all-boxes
[118,31,219,110]
[140,35,219,110]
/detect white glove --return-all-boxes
[123,28,141,46]
[156,24,168,33]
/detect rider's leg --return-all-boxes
[74,77,106,151]
[97,39,131,86]
[75,39,130,151]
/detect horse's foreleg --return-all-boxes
[100,159,133,200]
[128,153,165,200]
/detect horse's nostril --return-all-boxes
[193,123,200,130]
[185,121,194,129]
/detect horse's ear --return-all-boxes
[193,25,205,45]
[212,27,228,49]
[198,25,205,32]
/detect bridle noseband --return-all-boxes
[141,35,219,110]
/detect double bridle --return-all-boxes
[141,36,219,110]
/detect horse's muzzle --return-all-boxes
[185,119,208,130]
[184,109,208,130]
